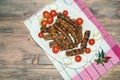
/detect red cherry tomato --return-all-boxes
[89,39,95,45]
[52,46,60,54]
[75,18,83,25]
[41,20,47,27]
[75,55,82,62]
[43,11,51,18]
[38,32,44,38]
[85,48,91,54]
[50,10,57,17]
[63,10,68,16]
[46,17,54,24]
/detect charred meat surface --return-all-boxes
[66,48,84,56]
[81,30,90,49]
[66,30,90,56]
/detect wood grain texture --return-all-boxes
[0,0,120,80]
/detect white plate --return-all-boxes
[28,1,105,69]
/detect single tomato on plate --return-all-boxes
[38,32,44,38]
[89,39,95,45]
[52,46,60,54]
[63,10,68,16]
[85,48,91,54]
[75,18,83,25]
[75,55,82,62]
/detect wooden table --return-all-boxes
[0,0,120,80]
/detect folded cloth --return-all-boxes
[24,0,120,80]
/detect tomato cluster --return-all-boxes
[38,10,57,38]
[41,10,56,27]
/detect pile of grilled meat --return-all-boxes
[41,13,90,56]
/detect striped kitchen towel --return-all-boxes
[24,0,120,80]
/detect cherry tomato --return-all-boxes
[43,11,51,18]
[41,20,47,27]
[52,46,60,54]
[46,17,54,24]
[85,48,91,54]
[75,55,82,62]
[89,39,95,45]
[50,10,57,17]
[38,32,44,38]
[75,18,83,25]
[63,10,68,16]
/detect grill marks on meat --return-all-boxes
[66,48,84,56]
[56,14,83,45]
[44,34,52,40]
[47,25,73,50]
[41,27,49,33]
[57,13,76,27]
[66,30,90,56]
[53,24,73,45]
[49,41,57,48]
[41,12,91,56]
[56,18,78,45]
[48,26,63,48]
[81,30,90,49]
[76,26,83,43]
[57,13,83,44]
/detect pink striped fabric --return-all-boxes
[73,48,119,80]
[85,64,100,79]
[73,0,120,79]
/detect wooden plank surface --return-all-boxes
[0,0,120,80]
